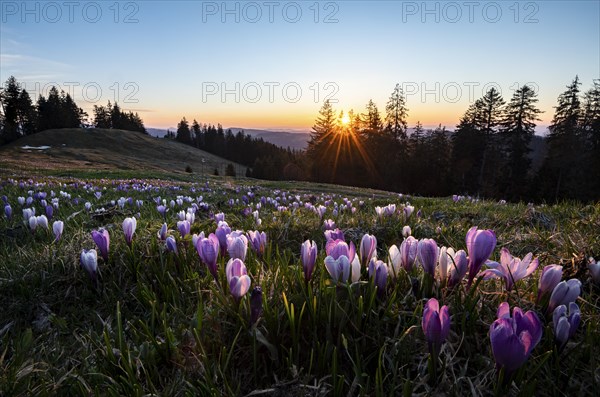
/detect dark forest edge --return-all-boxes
[1,76,599,203]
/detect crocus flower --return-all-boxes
[438,246,449,282]
[553,302,580,351]
[165,236,178,253]
[177,220,190,238]
[214,212,225,223]
[122,217,137,246]
[53,220,64,242]
[465,227,497,287]
[226,258,251,299]
[80,249,99,285]
[157,223,168,241]
[215,221,231,255]
[324,228,345,242]
[324,255,351,284]
[403,205,414,219]
[45,205,53,219]
[36,215,48,230]
[323,219,336,230]
[422,298,450,353]
[359,234,377,268]
[368,259,388,296]
[248,230,267,257]
[418,238,439,276]
[480,248,539,291]
[197,233,220,281]
[300,240,318,282]
[192,232,205,248]
[29,216,38,231]
[402,225,411,238]
[548,279,581,314]
[4,204,11,219]
[536,264,563,303]
[400,236,418,271]
[447,248,468,287]
[588,257,600,284]
[388,244,401,278]
[91,228,110,262]
[326,239,356,262]
[156,205,167,217]
[227,232,248,261]
[490,302,542,373]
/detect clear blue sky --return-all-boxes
[1,0,598,131]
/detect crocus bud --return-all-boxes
[248,230,267,257]
[29,215,38,231]
[359,234,377,268]
[227,232,248,261]
[402,225,411,238]
[438,246,448,281]
[84,202,92,212]
[157,223,168,241]
[4,205,12,219]
[324,255,351,284]
[166,236,178,253]
[447,249,468,287]
[36,215,48,230]
[45,205,53,219]
[197,234,220,281]
[122,217,137,246]
[300,240,317,282]
[548,279,581,314]
[400,236,418,271]
[465,227,497,287]
[91,228,110,262]
[80,249,98,285]
[537,264,563,303]
[53,220,64,242]
[177,220,190,238]
[422,298,450,353]
[368,259,388,297]
[553,302,580,350]
[226,258,251,299]
[388,244,401,278]
[588,257,600,284]
[418,238,439,276]
[215,221,231,256]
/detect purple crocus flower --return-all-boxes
[323,219,336,231]
[52,220,64,242]
[553,302,580,351]
[422,298,450,353]
[490,302,542,374]
[587,257,599,284]
[45,205,53,219]
[447,249,468,287]
[465,227,497,287]
[122,217,137,246]
[165,236,178,253]
[326,239,356,262]
[359,234,377,268]
[4,204,11,219]
[324,228,345,242]
[247,230,267,257]
[480,248,539,291]
[548,279,581,314]
[300,240,318,282]
[196,233,220,282]
[400,236,418,271]
[417,238,439,276]
[214,212,225,223]
[157,223,168,241]
[227,232,248,261]
[177,220,190,238]
[536,264,563,303]
[226,258,251,299]
[368,259,388,296]
[215,221,232,256]
[156,205,167,217]
[36,215,48,230]
[91,228,110,262]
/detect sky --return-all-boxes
[1,0,599,132]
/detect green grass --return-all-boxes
[0,173,599,396]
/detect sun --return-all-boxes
[341,114,350,125]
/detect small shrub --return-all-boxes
[185,165,193,173]
[225,164,236,177]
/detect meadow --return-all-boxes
[0,173,599,396]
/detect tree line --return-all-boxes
[0,76,146,143]
[306,78,600,202]
[171,117,305,180]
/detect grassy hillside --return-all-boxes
[0,128,246,177]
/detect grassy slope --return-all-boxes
[0,172,599,395]
[0,128,246,178]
